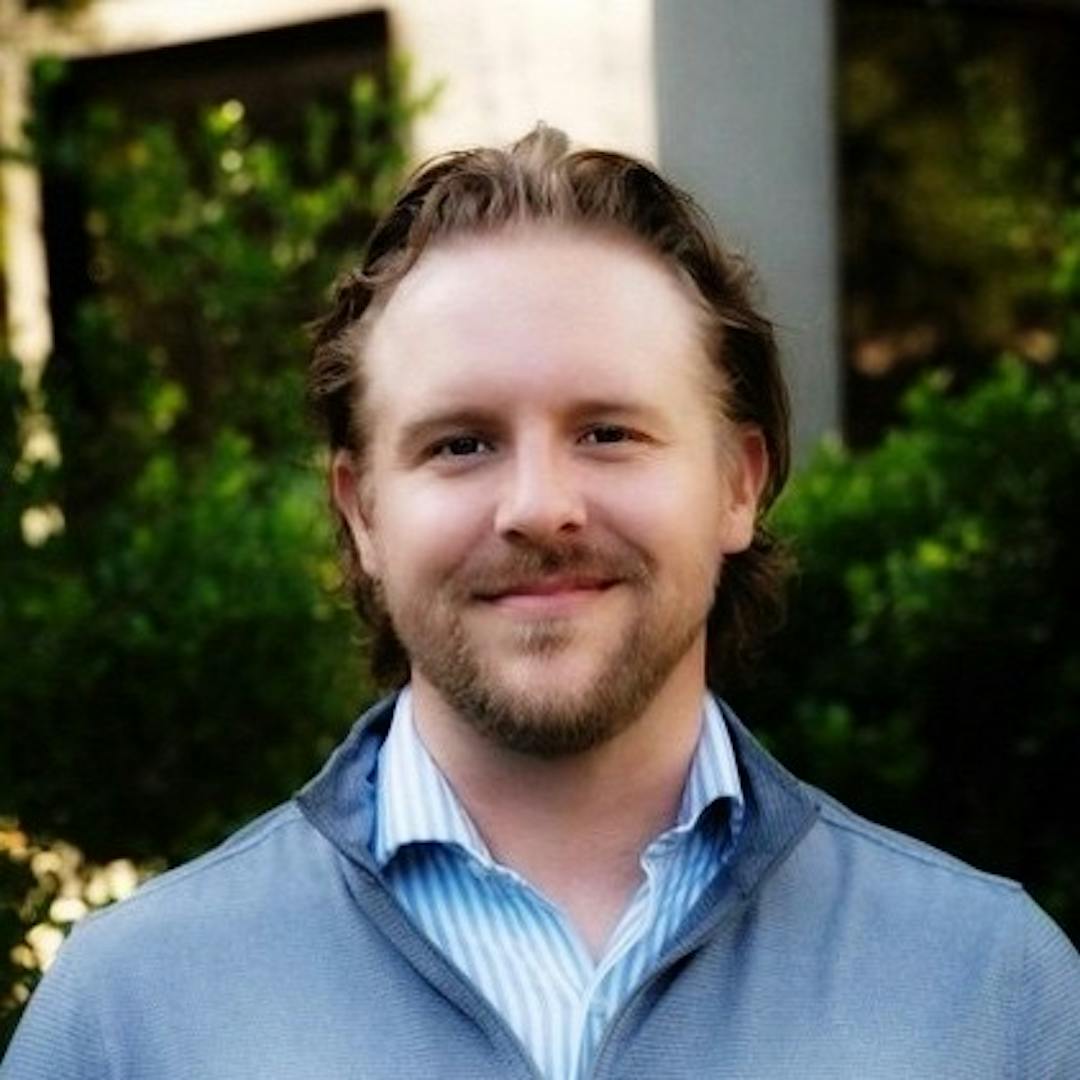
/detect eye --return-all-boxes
[430,434,492,459]
[582,424,633,445]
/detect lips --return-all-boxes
[477,576,615,602]
[463,545,643,612]
[471,576,619,619]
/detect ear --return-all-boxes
[717,425,769,555]
[331,450,381,579]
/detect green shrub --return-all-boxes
[2,62,437,860]
[1,419,366,858]
[734,355,1080,939]
[1,61,434,1031]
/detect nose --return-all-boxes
[494,442,587,542]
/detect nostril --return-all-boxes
[495,491,587,540]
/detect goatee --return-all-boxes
[383,537,715,757]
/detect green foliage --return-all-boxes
[30,58,429,466]
[838,2,1079,441]
[2,422,363,857]
[1,64,433,863]
[734,171,1080,940]
[844,31,1060,343]
[735,350,1080,938]
[11,0,92,18]
[2,57,435,1039]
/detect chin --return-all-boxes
[469,691,634,758]
[442,651,655,759]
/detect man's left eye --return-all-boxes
[583,425,631,445]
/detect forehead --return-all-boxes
[363,225,715,420]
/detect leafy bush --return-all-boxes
[1,416,365,858]
[1,61,433,1029]
[734,353,1080,939]
[3,62,436,859]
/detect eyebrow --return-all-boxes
[565,399,668,426]
[394,408,500,461]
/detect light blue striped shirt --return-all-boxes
[373,688,744,1080]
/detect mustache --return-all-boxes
[453,539,651,598]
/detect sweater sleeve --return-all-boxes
[0,931,109,1080]
[1014,892,1080,1079]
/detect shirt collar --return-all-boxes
[676,693,745,833]
[373,688,492,867]
[373,686,744,869]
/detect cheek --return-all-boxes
[375,480,491,583]
[610,519,721,617]
[598,492,721,594]
[601,462,723,542]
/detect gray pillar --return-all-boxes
[654,0,840,459]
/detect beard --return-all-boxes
[380,537,716,757]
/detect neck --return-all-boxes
[409,648,706,957]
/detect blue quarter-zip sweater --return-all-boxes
[3,696,1078,1078]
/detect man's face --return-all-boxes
[334,226,764,756]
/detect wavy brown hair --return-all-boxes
[309,125,793,688]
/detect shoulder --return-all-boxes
[721,771,1079,1071]
[810,787,1080,1065]
[809,784,1023,893]
[797,783,1026,924]
[1,802,332,1078]
[722,700,1031,921]
[51,800,337,972]
[725,702,1030,926]
[10,700,394,1054]
[791,783,1078,980]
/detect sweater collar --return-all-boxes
[294,690,819,894]
[371,687,746,870]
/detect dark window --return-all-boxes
[38,10,388,359]
[838,0,1080,444]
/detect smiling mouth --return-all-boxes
[477,577,618,613]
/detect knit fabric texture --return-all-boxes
[3,695,1078,1079]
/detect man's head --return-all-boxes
[310,127,791,736]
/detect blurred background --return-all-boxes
[2,0,1079,1045]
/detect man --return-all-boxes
[4,127,1078,1079]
